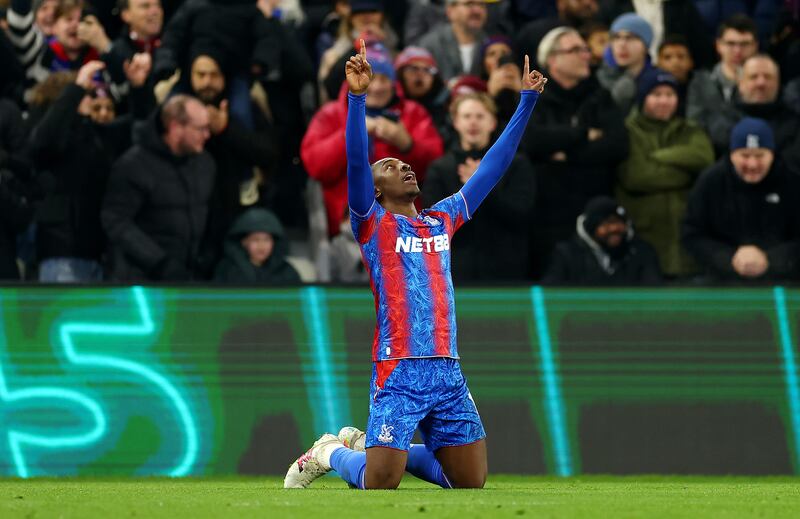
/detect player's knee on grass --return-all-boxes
[365,464,404,489]
[449,470,487,489]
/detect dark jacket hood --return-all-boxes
[223,207,289,261]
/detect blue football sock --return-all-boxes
[406,444,452,488]
[330,447,367,489]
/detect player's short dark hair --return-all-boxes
[117,0,129,10]
[370,157,393,176]
[658,34,691,56]
[717,14,758,39]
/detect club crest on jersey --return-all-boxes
[378,424,394,443]
[422,215,441,226]
[395,234,450,253]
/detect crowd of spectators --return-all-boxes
[0,0,798,286]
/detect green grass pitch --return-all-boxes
[2,476,799,518]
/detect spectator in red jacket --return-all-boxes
[301,42,444,237]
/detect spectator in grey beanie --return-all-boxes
[597,13,655,114]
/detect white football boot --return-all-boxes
[283,433,343,489]
[338,426,366,452]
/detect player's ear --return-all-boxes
[374,187,382,199]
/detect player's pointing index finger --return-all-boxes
[524,54,530,78]
[360,39,367,61]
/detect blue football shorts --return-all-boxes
[365,357,486,451]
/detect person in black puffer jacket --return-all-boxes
[102,93,216,282]
[521,27,628,278]
[29,58,153,282]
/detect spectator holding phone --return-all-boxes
[5,0,109,100]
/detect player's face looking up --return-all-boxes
[372,158,419,203]
[594,217,627,248]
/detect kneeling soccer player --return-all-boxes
[284,41,546,490]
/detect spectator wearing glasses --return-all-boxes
[102,94,217,281]
[687,14,758,154]
[522,26,628,277]
[395,46,448,131]
[417,0,488,82]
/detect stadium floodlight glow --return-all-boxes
[773,286,800,472]
[531,286,573,477]
[1,286,198,478]
[300,286,350,434]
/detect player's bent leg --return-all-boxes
[365,446,408,489]
[434,439,488,489]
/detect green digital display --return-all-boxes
[0,286,797,476]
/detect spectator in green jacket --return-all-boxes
[616,69,714,278]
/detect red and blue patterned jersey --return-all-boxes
[351,194,469,361]
[345,88,539,363]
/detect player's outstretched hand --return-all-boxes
[346,39,373,95]
[521,55,547,93]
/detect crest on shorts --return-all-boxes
[378,424,394,443]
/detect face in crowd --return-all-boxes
[163,98,211,156]
[546,31,591,84]
[35,0,59,36]
[657,44,694,83]
[452,95,497,150]
[738,56,780,104]
[642,85,678,121]
[610,30,647,69]
[241,232,275,267]
[594,216,627,249]
[122,0,164,40]
[482,41,512,76]
[446,0,488,35]
[731,147,774,184]
[191,55,226,105]
[366,73,394,108]
[399,60,436,100]
[716,27,757,70]
[53,5,84,53]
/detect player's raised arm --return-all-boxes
[460,55,547,217]
[346,40,376,216]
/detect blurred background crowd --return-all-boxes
[0,0,798,285]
